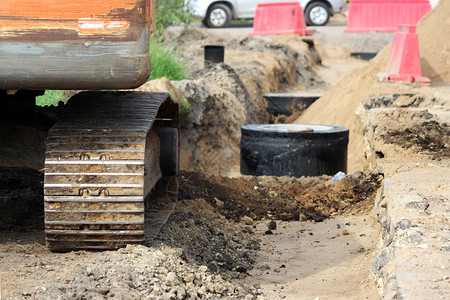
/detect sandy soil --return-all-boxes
[244,214,379,300]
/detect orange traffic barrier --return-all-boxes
[345,0,431,33]
[249,2,313,36]
[377,25,430,85]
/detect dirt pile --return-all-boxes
[296,3,450,172]
[179,170,382,223]
[156,202,260,276]
[0,241,261,299]
[417,0,450,83]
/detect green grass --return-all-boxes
[36,90,68,107]
[154,0,191,36]
[150,41,186,81]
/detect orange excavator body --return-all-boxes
[0,0,154,90]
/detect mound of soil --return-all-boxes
[296,2,450,172]
[156,203,260,276]
[417,0,450,83]
[382,121,449,157]
[179,171,382,223]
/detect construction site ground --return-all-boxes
[1,3,449,299]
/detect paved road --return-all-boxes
[191,14,393,53]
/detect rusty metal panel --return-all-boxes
[0,0,153,90]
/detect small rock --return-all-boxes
[198,285,207,295]
[199,265,208,272]
[342,230,349,236]
[299,214,307,221]
[186,282,195,292]
[429,282,439,289]
[166,272,179,286]
[279,294,286,299]
[214,197,224,208]
[265,230,273,235]
[243,216,254,226]
[393,95,416,107]
[207,261,218,273]
[405,201,429,211]
[183,273,195,283]
[174,287,186,298]
[242,226,254,234]
[268,221,277,230]
[395,219,412,230]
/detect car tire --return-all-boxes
[205,4,232,28]
[305,2,330,26]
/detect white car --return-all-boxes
[185,0,345,28]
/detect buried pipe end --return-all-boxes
[204,45,224,67]
[240,124,349,177]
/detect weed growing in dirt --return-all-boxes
[149,41,186,81]
[383,121,450,157]
[175,93,192,121]
[36,90,69,107]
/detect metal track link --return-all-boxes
[44,91,179,251]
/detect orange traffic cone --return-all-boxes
[377,24,430,85]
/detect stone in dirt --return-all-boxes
[268,221,277,230]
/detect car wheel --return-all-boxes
[205,4,232,28]
[305,2,330,26]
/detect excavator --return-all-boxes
[0,1,180,251]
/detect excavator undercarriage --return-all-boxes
[0,1,181,251]
[43,91,179,251]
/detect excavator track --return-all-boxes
[44,91,179,251]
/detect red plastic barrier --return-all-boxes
[377,25,430,85]
[249,2,313,36]
[345,0,431,33]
